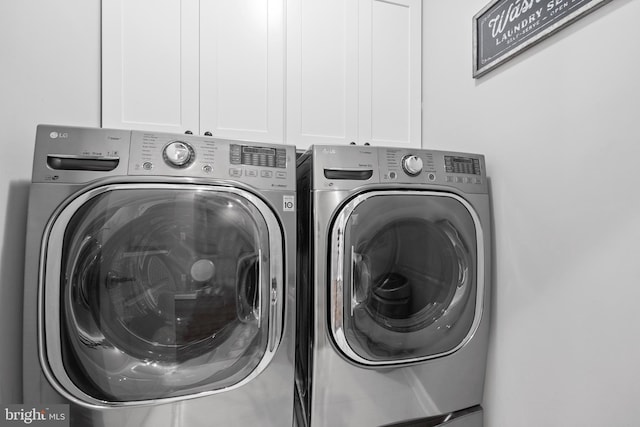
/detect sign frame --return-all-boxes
[473,0,613,78]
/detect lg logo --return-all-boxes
[49,131,69,139]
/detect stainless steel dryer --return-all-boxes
[295,145,492,427]
[23,125,296,426]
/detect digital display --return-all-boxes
[230,144,286,169]
[444,156,481,175]
[242,146,276,156]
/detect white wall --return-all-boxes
[423,1,640,425]
[0,1,101,403]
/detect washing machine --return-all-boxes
[23,125,296,426]
[295,145,492,427]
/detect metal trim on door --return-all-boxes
[38,183,285,408]
[329,190,485,366]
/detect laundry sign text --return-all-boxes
[473,0,612,77]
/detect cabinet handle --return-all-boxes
[204,131,212,136]
[349,141,356,145]
[364,142,370,146]
[184,130,193,135]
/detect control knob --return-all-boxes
[163,141,194,167]
[402,155,423,176]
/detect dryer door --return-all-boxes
[329,191,484,365]
[41,184,284,404]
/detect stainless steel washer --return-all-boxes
[23,125,296,426]
[295,145,492,427]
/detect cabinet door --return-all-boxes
[359,0,422,148]
[102,0,199,133]
[200,0,285,143]
[286,0,359,148]
[287,0,421,150]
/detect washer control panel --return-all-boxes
[32,125,295,189]
[129,132,295,190]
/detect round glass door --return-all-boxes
[330,191,482,365]
[48,185,283,403]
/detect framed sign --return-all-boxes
[473,0,613,78]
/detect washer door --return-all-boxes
[329,191,483,365]
[41,184,284,404]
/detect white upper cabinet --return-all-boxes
[102,0,199,134]
[102,0,420,147]
[199,0,284,142]
[102,0,284,142]
[358,0,422,148]
[287,0,422,149]
[286,0,358,147]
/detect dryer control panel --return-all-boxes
[307,145,487,194]
[379,148,487,194]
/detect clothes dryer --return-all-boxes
[23,125,296,426]
[295,145,492,427]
